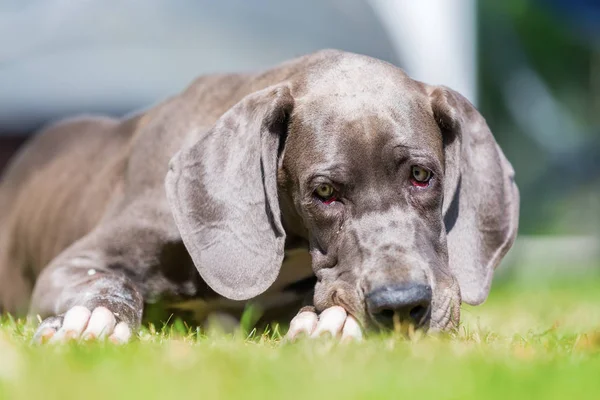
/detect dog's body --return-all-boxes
[0,50,519,342]
[0,68,314,323]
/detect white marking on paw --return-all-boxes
[50,306,91,342]
[35,306,132,344]
[109,322,132,344]
[286,311,318,341]
[286,306,364,342]
[341,315,363,342]
[311,306,347,338]
[82,307,116,340]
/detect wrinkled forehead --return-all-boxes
[289,87,442,177]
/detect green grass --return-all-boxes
[1,276,600,400]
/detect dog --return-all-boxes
[0,50,519,343]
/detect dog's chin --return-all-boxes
[363,308,432,334]
[429,288,461,333]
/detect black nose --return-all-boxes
[366,284,432,329]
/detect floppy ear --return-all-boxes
[165,85,293,300]
[429,86,520,305]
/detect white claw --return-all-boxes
[109,322,132,344]
[82,307,116,340]
[50,306,91,342]
[287,306,365,342]
[36,306,131,344]
[311,306,347,339]
[341,315,363,342]
[286,311,319,340]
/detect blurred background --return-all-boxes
[0,0,598,283]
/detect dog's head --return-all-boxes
[166,51,519,331]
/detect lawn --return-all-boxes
[1,274,599,400]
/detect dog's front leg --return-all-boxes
[31,261,143,344]
[28,217,170,344]
[286,305,363,342]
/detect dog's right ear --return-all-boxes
[165,85,294,301]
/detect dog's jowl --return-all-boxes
[0,50,519,343]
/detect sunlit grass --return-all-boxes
[1,274,600,400]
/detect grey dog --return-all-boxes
[0,50,519,343]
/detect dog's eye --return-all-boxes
[314,183,336,203]
[411,166,432,187]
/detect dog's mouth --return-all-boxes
[366,304,432,333]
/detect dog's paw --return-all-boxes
[286,306,362,342]
[32,306,132,344]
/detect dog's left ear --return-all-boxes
[429,86,520,305]
[165,85,293,300]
